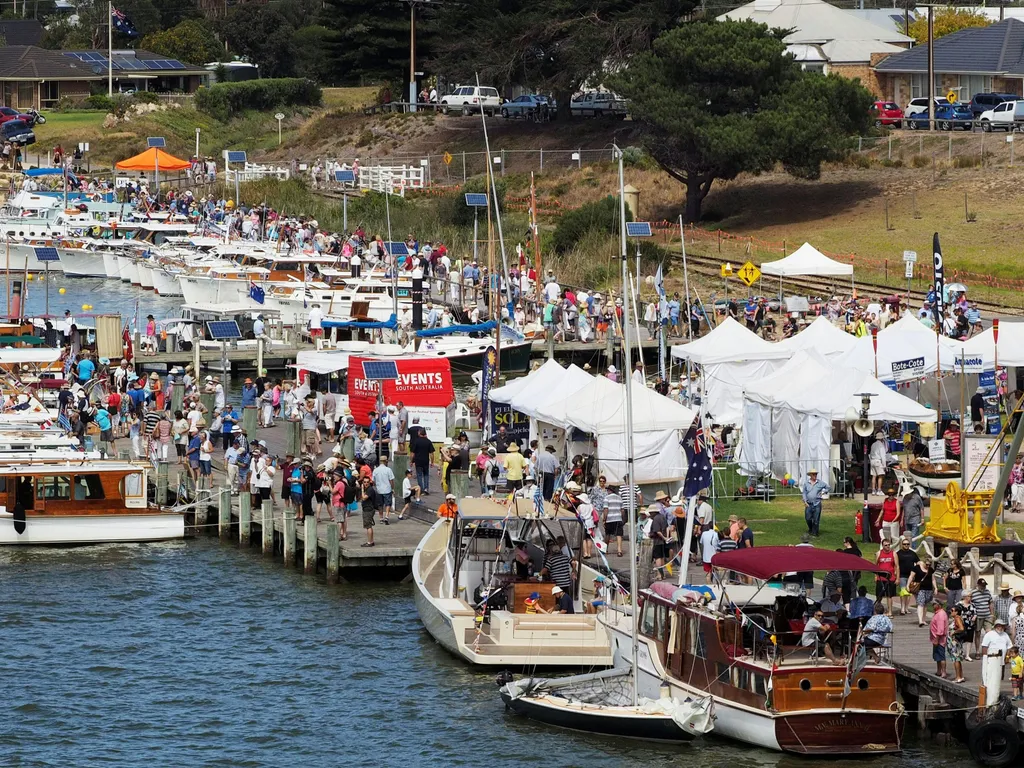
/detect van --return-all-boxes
[439,85,501,116]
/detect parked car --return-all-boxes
[569,91,627,118]
[906,102,974,131]
[978,100,1023,131]
[969,92,1017,118]
[903,97,950,119]
[0,106,35,125]
[439,85,501,116]
[870,100,902,128]
[500,94,554,120]
[1,119,35,145]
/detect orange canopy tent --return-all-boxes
[115,147,191,172]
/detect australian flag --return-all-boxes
[681,423,713,497]
[111,7,140,37]
[249,281,265,304]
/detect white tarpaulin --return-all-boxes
[773,316,858,359]
[760,242,853,277]
[671,316,787,365]
[489,358,563,406]
[597,429,687,484]
[962,322,1024,367]
[561,382,697,435]
[512,364,592,418]
[702,358,786,425]
[0,348,62,365]
[532,374,621,427]
[294,349,350,374]
[838,322,981,380]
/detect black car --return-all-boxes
[1,119,35,146]
[969,92,1018,118]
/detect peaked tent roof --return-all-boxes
[962,321,1024,367]
[115,147,191,172]
[796,365,937,422]
[774,316,858,358]
[875,18,1024,75]
[489,358,563,406]
[722,0,911,49]
[744,349,834,407]
[671,316,789,365]
[561,381,697,435]
[760,242,854,277]
[533,374,621,427]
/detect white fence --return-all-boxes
[226,163,290,183]
[358,165,424,196]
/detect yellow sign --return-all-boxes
[443,152,453,165]
[736,261,761,287]
[946,90,958,104]
[720,263,733,278]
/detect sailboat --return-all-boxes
[497,145,714,743]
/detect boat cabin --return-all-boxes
[0,460,148,515]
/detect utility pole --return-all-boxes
[927,4,935,132]
[409,1,416,112]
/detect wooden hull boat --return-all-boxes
[908,459,960,492]
[499,668,714,742]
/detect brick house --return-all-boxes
[0,46,101,110]
[720,0,912,95]
[874,19,1024,105]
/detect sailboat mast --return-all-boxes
[617,145,640,708]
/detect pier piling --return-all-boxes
[326,523,340,584]
[391,452,409,483]
[303,516,317,574]
[218,488,231,539]
[262,500,274,555]
[283,510,296,566]
[285,419,302,456]
[449,470,469,501]
[242,406,258,438]
[156,462,169,506]
[239,493,251,547]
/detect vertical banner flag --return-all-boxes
[932,232,944,327]
[480,345,497,432]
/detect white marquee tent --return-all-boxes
[962,321,1024,367]
[774,315,858,359]
[760,242,854,277]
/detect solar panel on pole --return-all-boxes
[464,193,488,207]
[33,247,60,262]
[625,221,653,238]
[147,137,166,149]
[361,360,400,380]
[205,320,243,340]
[384,241,410,258]
[226,150,247,164]
[334,169,355,183]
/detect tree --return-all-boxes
[905,8,989,45]
[429,0,693,119]
[609,20,872,223]
[219,7,296,78]
[291,25,336,84]
[318,0,429,86]
[140,19,223,65]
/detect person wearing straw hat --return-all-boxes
[801,468,829,537]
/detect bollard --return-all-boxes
[170,383,184,415]
[283,510,297,566]
[341,434,355,461]
[326,522,340,584]
[118,449,130,460]
[546,328,554,360]
[285,418,302,456]
[242,405,258,438]
[239,492,251,547]
[156,461,169,506]
[450,469,470,501]
[262,499,274,555]
[304,516,317,574]
[217,487,231,539]
[391,452,409,487]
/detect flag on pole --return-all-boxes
[111,6,140,36]
[249,281,265,304]
[681,423,713,497]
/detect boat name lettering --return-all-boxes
[813,718,851,732]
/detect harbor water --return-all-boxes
[0,539,975,767]
[11,276,183,323]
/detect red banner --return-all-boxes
[347,356,455,421]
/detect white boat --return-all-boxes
[412,495,614,667]
[151,266,184,296]
[0,459,185,545]
[137,260,156,290]
[56,246,107,277]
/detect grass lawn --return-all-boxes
[321,87,377,111]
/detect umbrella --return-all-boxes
[947,283,967,294]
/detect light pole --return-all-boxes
[402,0,439,113]
[275,112,284,145]
[845,393,874,541]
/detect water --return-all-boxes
[10,275,182,323]
[0,539,975,767]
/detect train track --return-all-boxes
[672,250,1024,318]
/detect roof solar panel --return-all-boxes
[464,192,488,207]
[167,60,185,69]
[334,169,355,182]
[206,320,242,340]
[625,221,653,237]
[383,241,409,258]
[33,247,59,262]
[361,360,399,380]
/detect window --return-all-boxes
[910,74,943,99]
[716,663,731,685]
[753,674,768,697]
[74,474,106,500]
[736,668,751,691]
[36,475,71,501]
[17,82,33,109]
[960,75,992,101]
[641,602,657,637]
[482,88,499,97]
[40,81,59,109]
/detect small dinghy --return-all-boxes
[498,668,714,742]
[908,458,960,493]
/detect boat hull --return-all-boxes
[151,269,183,296]
[416,339,533,375]
[908,468,959,492]
[0,513,185,544]
[57,247,107,278]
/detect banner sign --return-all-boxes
[892,356,925,382]
[932,232,945,325]
[954,354,985,374]
[488,402,530,445]
[348,356,454,422]
[480,345,497,433]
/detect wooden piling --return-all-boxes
[285,418,302,456]
[391,452,409,483]
[218,487,231,539]
[283,510,296,566]
[170,382,184,414]
[242,405,258,438]
[156,461,169,506]
[239,492,251,547]
[262,499,274,555]
[304,516,317,574]
[118,449,130,460]
[546,328,554,360]
[196,488,209,528]
[450,470,470,501]
[326,522,340,584]
[918,694,932,729]
[199,392,216,417]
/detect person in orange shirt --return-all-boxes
[437,493,459,519]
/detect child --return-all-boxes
[1010,647,1024,701]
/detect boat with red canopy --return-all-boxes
[599,546,906,755]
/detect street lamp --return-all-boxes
[845,393,874,542]
[401,0,441,113]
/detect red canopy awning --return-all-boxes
[710,546,883,580]
[115,147,191,172]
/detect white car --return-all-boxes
[903,97,950,118]
[439,86,501,116]
[979,100,1024,132]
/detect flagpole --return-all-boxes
[107,1,113,97]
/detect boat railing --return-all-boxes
[741,623,895,667]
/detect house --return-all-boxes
[874,19,1024,105]
[846,8,916,36]
[0,46,101,110]
[62,50,209,94]
[720,0,912,94]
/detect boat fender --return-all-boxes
[968,719,1019,768]
[12,503,25,535]
[495,670,515,688]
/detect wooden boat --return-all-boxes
[908,457,961,492]
[600,547,905,755]
[0,459,184,545]
[499,668,714,741]
[412,496,613,667]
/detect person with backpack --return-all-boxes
[360,475,379,547]
[288,461,304,515]
[298,458,317,523]
[331,470,348,540]
[483,447,501,497]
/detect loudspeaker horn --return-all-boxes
[853,418,874,437]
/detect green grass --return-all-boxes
[321,86,377,111]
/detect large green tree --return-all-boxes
[429,0,692,118]
[140,19,222,65]
[219,6,296,77]
[609,20,873,223]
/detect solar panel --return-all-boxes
[383,241,409,257]
[361,360,399,381]
[226,150,247,164]
[334,169,355,183]
[147,137,166,148]
[33,247,59,262]
[464,192,488,207]
[205,320,242,340]
[625,221,653,238]
[167,60,186,69]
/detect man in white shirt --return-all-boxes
[213,378,226,411]
[372,455,396,523]
[631,361,644,384]
[543,274,560,303]
[699,524,719,583]
[695,491,714,527]
[801,609,839,661]
[307,304,324,339]
[253,315,271,345]
[982,620,1014,705]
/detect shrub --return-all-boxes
[910,154,929,168]
[437,176,506,228]
[194,78,322,122]
[82,94,115,111]
[132,91,160,104]
[54,96,78,113]
[551,195,630,254]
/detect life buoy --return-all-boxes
[969,719,1019,768]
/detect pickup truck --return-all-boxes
[570,91,627,118]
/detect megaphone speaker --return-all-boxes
[854,419,874,437]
